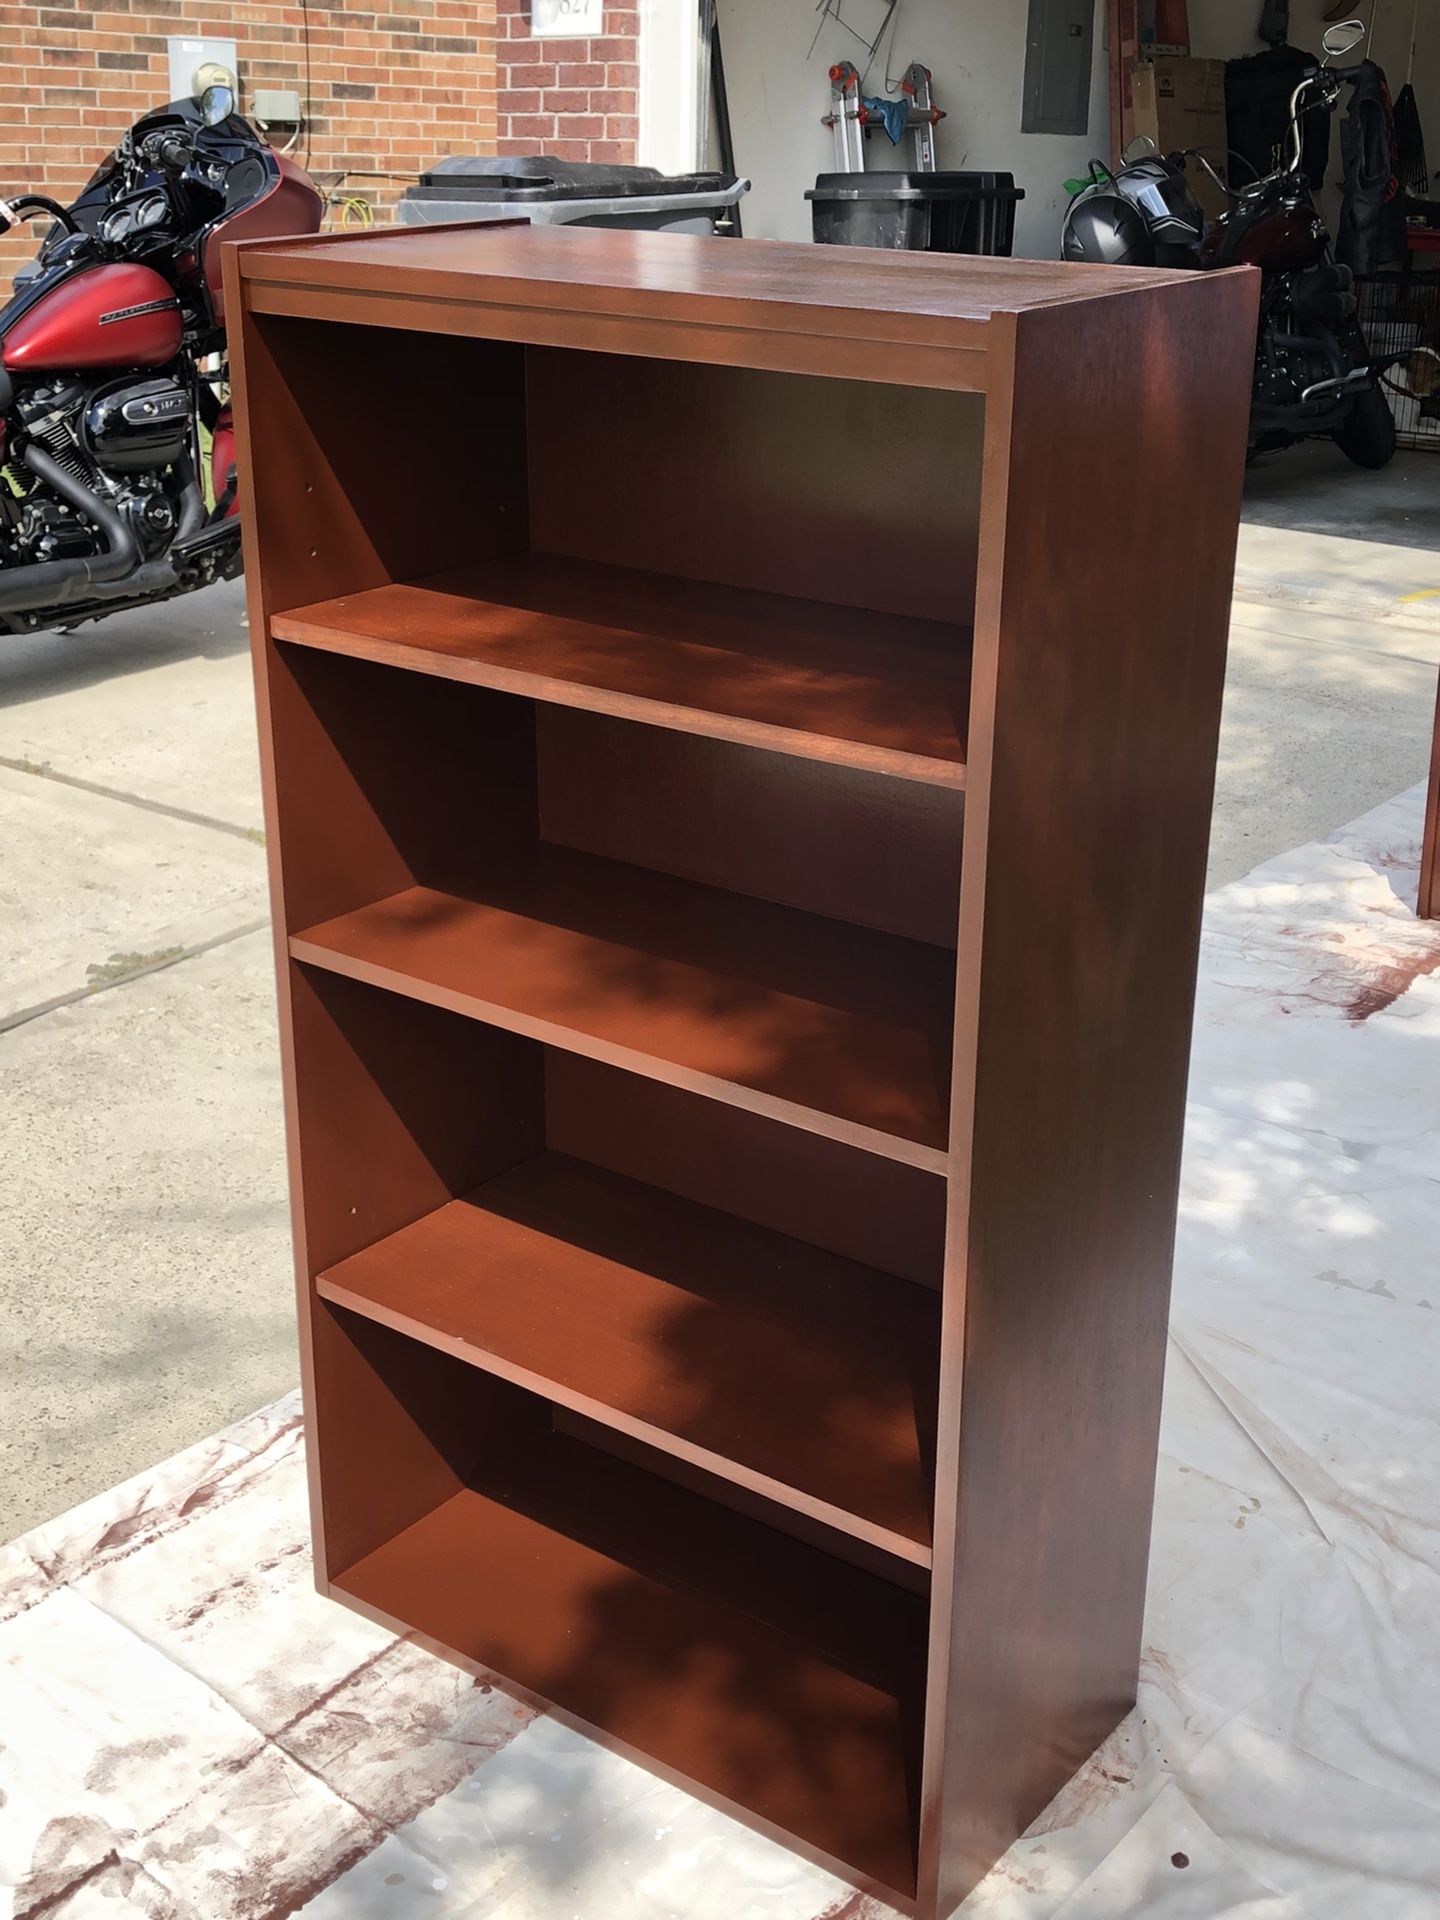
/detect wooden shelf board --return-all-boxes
[317,1149,939,1567]
[270,554,970,789]
[331,1433,925,1901]
[290,847,953,1171]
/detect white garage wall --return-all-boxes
[638,0,702,175]
[714,0,1112,258]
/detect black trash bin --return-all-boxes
[399,155,748,236]
[806,171,1024,255]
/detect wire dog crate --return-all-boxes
[1356,268,1440,450]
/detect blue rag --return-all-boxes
[861,94,909,144]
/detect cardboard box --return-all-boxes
[1131,56,1229,213]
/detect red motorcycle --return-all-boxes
[0,73,322,635]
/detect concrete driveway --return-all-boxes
[2,452,1439,1542]
[0,581,292,1537]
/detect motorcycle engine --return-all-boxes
[2,374,190,565]
[82,375,190,472]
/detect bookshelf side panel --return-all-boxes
[921,270,1260,1917]
[232,312,528,616]
[226,279,539,1589]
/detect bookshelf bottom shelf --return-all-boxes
[322,1317,926,1902]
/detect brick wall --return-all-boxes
[494,0,638,164]
[0,0,499,279]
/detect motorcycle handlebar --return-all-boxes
[0,193,80,235]
[1286,68,1345,172]
[137,126,194,174]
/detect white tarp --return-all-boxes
[2,784,1437,1920]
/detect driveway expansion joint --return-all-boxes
[0,917,271,1036]
[0,754,265,845]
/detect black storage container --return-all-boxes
[400,155,748,235]
[806,171,1024,255]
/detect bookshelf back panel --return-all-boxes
[544,1053,946,1288]
[536,708,963,946]
[526,348,984,626]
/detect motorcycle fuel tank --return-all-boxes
[1205,200,1325,272]
[2,263,182,373]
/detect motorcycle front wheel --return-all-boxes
[1332,382,1397,470]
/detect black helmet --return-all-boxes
[1062,190,1156,267]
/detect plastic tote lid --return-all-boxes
[418,154,740,200]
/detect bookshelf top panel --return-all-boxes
[233,225,1221,393]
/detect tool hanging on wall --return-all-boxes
[808,0,899,66]
[822,60,945,173]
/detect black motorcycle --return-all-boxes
[1063,18,1401,468]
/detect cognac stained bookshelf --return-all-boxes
[229,224,1259,1917]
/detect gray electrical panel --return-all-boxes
[1021,0,1094,137]
[167,35,238,106]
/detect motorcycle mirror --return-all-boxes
[192,60,238,124]
[200,84,236,126]
[1122,133,1158,163]
[1321,18,1366,58]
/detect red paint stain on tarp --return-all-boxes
[1026,1721,1142,1837]
[13,1820,123,1920]
[813,1893,891,1920]
[1344,944,1440,1022]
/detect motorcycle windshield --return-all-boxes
[82,150,122,194]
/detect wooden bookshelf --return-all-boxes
[229,226,1258,1918]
